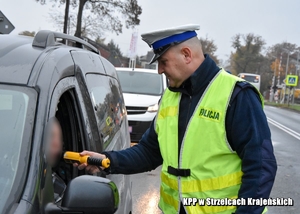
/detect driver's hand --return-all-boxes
[73,150,107,174]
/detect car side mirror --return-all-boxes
[45,175,119,214]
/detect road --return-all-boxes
[264,106,300,214]
[130,106,300,214]
[131,166,162,214]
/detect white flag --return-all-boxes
[128,31,138,59]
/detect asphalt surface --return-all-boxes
[131,166,162,214]
[264,106,300,214]
[130,106,300,214]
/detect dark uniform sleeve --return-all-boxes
[103,118,163,174]
[226,83,277,214]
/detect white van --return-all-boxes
[116,68,168,142]
[237,73,261,91]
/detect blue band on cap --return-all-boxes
[152,31,197,50]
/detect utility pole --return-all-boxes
[269,58,277,102]
[296,51,300,76]
[63,0,70,34]
[277,53,282,103]
[292,51,299,104]
[282,49,290,104]
[68,16,71,35]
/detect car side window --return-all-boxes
[107,77,126,127]
[47,84,88,204]
[50,89,86,182]
[86,74,123,149]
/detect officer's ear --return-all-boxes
[180,47,192,64]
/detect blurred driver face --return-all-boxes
[49,120,63,167]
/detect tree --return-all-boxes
[229,33,275,93]
[230,33,266,75]
[36,0,76,34]
[107,40,122,56]
[266,42,299,83]
[95,36,105,44]
[199,36,220,65]
[257,56,274,94]
[63,0,71,34]
[74,0,142,38]
[107,40,124,66]
[19,31,36,37]
[223,60,233,73]
[37,0,142,39]
[49,9,109,38]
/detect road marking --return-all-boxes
[272,141,280,145]
[267,117,300,140]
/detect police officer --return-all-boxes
[76,24,277,214]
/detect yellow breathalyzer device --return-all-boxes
[63,151,110,168]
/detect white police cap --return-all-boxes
[141,24,200,64]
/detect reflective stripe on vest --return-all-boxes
[155,69,265,214]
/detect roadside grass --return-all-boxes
[264,101,300,112]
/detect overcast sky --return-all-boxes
[1,0,299,61]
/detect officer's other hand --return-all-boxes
[73,150,107,174]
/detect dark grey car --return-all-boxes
[0,31,132,214]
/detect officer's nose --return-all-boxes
[158,63,164,74]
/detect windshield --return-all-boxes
[0,85,36,212]
[117,70,163,96]
[240,74,260,83]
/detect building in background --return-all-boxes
[140,51,157,70]
[83,37,129,67]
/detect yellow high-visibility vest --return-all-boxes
[155,69,265,214]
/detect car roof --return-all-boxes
[0,35,44,85]
[238,73,261,77]
[0,31,101,86]
[115,67,158,74]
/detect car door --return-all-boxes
[100,60,133,214]
[42,74,118,213]
[70,51,132,214]
[43,77,89,207]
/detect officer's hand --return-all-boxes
[73,150,107,174]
